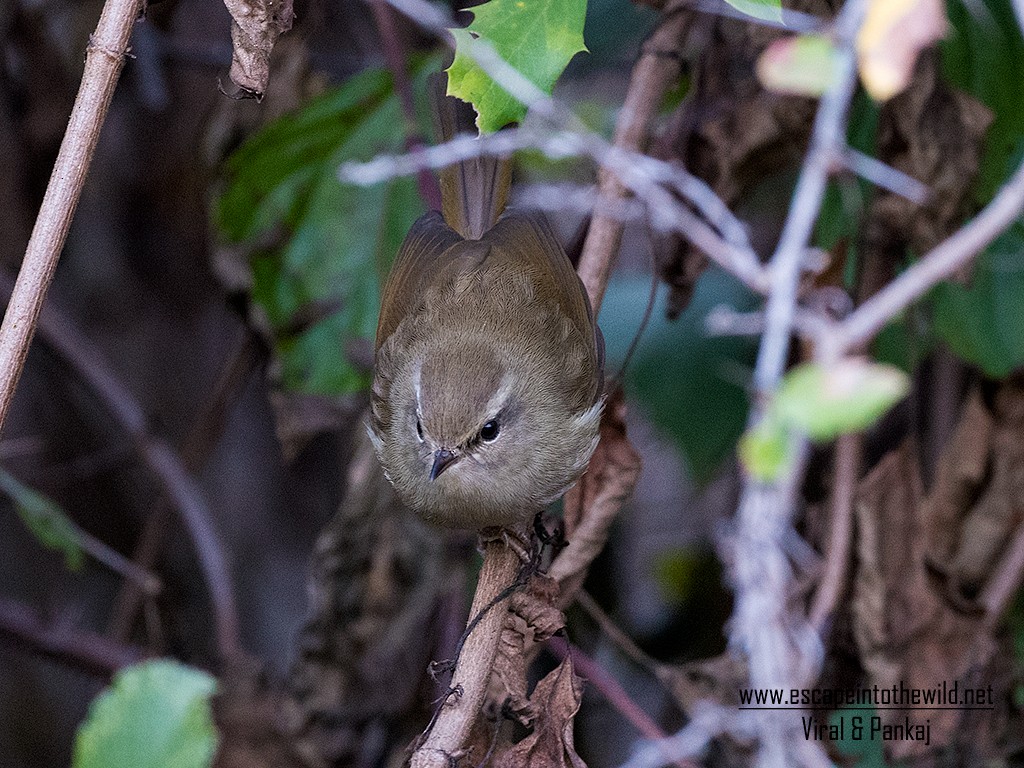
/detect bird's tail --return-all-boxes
[430,73,512,240]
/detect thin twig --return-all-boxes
[0,0,142,433]
[841,148,930,204]
[822,157,1024,359]
[546,640,698,768]
[0,277,242,662]
[575,591,662,676]
[0,596,142,675]
[367,0,443,210]
[981,519,1024,630]
[107,332,257,643]
[808,433,860,633]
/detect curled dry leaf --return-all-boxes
[224,0,295,95]
[550,391,641,606]
[492,575,566,724]
[856,0,946,101]
[491,656,587,768]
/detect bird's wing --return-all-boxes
[375,211,463,349]
[485,210,605,398]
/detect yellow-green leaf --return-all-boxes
[856,0,947,101]
[757,35,841,97]
[775,359,909,441]
[724,0,782,23]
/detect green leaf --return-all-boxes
[774,359,909,441]
[600,271,757,483]
[933,221,1024,377]
[73,660,218,768]
[0,466,84,570]
[942,0,1024,201]
[757,35,841,96]
[446,0,588,133]
[724,0,782,23]
[216,62,433,395]
[738,416,791,481]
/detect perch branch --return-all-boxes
[0,278,243,662]
[410,535,524,768]
[0,596,142,675]
[0,0,142,434]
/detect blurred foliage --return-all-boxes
[0,466,84,571]
[931,1,1024,376]
[447,0,588,132]
[600,271,756,483]
[217,63,433,395]
[725,0,783,23]
[73,660,217,768]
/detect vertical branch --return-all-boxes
[577,6,690,313]
[410,536,523,768]
[729,2,867,766]
[0,0,142,433]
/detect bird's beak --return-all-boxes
[429,448,458,481]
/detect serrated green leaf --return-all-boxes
[757,35,841,97]
[446,0,588,133]
[738,416,791,481]
[216,62,434,395]
[0,466,84,570]
[933,220,1024,377]
[724,0,782,23]
[774,359,909,441]
[73,660,217,768]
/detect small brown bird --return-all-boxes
[368,83,604,529]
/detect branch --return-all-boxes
[0,278,243,662]
[0,0,142,434]
[410,533,524,768]
[0,596,142,676]
[726,1,867,766]
[808,433,860,633]
[822,157,1024,358]
[576,6,689,312]
[107,332,257,644]
[366,0,443,210]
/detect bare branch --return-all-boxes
[577,6,689,311]
[0,596,142,675]
[823,157,1024,358]
[0,278,243,662]
[0,0,142,434]
[726,1,868,765]
[841,148,930,204]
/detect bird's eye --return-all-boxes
[416,419,424,441]
[479,420,500,442]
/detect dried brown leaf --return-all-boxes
[492,657,587,768]
[492,575,566,724]
[851,442,999,761]
[550,391,641,606]
[856,0,946,101]
[224,0,295,95]
[868,54,992,258]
